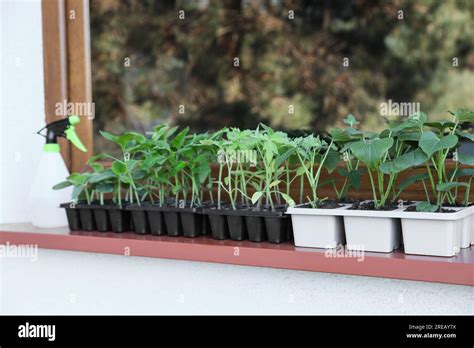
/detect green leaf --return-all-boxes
[397,131,422,142]
[424,121,456,131]
[453,109,474,123]
[407,112,427,126]
[67,173,88,186]
[322,148,341,173]
[99,130,118,144]
[118,132,145,150]
[458,153,474,166]
[453,168,474,178]
[347,169,364,190]
[416,201,439,212]
[52,181,73,190]
[346,127,363,136]
[275,147,296,168]
[269,180,281,188]
[436,182,469,192]
[380,149,428,174]
[263,140,278,164]
[419,131,458,157]
[251,191,263,204]
[111,161,126,175]
[390,112,427,133]
[90,162,104,172]
[95,183,114,193]
[343,114,359,127]
[397,173,429,192]
[456,131,474,141]
[280,193,296,207]
[330,128,352,142]
[87,153,107,163]
[170,128,189,149]
[295,164,308,176]
[349,137,394,168]
[71,185,83,201]
[317,178,334,188]
[197,164,211,183]
[89,169,115,183]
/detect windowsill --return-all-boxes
[0,224,472,286]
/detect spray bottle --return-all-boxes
[29,115,87,228]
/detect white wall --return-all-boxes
[1,249,473,314]
[0,0,45,223]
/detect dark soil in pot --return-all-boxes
[349,201,398,211]
[245,216,267,242]
[299,199,343,209]
[442,202,468,208]
[265,217,290,244]
[227,214,248,241]
[404,206,456,213]
[181,212,202,238]
[336,198,360,204]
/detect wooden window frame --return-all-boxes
[42,0,93,173]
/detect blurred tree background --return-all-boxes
[90,0,474,153]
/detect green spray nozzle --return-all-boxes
[37,115,87,153]
[65,125,87,151]
[68,115,81,126]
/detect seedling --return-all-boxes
[348,113,429,209]
[415,109,474,211]
[319,115,364,201]
[290,133,335,208]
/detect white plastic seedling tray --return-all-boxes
[287,202,474,255]
[287,202,474,220]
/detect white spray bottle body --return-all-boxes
[29,151,72,228]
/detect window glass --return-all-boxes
[90,0,474,154]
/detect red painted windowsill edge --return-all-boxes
[0,230,472,286]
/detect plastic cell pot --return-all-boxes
[287,204,347,248]
[106,205,131,233]
[344,216,401,253]
[147,210,167,236]
[201,213,211,235]
[78,206,96,231]
[245,216,267,242]
[226,214,248,241]
[264,216,290,244]
[60,203,81,230]
[163,210,183,236]
[238,208,289,244]
[180,209,203,238]
[203,209,230,240]
[126,205,150,235]
[92,207,110,232]
[401,205,472,257]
